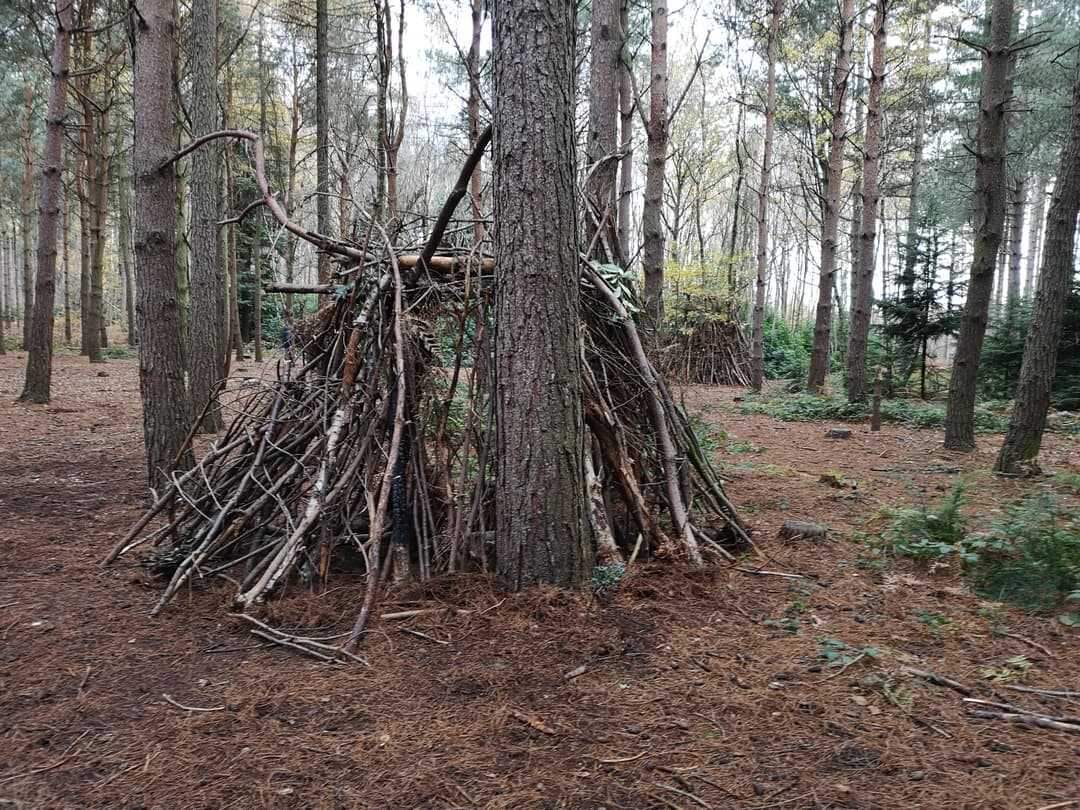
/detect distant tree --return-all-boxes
[187,0,224,432]
[585,0,620,258]
[845,0,889,403]
[943,0,1014,450]
[20,0,73,403]
[493,0,591,588]
[641,0,669,326]
[133,0,194,489]
[750,0,781,392]
[995,56,1080,473]
[806,0,855,393]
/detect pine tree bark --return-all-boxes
[20,81,34,351]
[20,0,73,403]
[641,0,669,327]
[586,0,619,254]
[750,0,782,393]
[315,0,330,283]
[133,0,194,490]
[188,0,223,432]
[845,0,889,403]
[807,0,855,393]
[616,0,633,264]
[994,57,1080,473]
[943,0,1014,451]
[493,0,592,589]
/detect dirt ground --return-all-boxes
[1,351,1077,810]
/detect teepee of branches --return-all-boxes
[103,128,751,657]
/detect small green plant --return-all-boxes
[982,655,1031,683]
[860,674,914,708]
[763,617,801,634]
[883,482,971,561]
[818,638,882,668]
[725,438,764,455]
[966,485,1079,610]
[590,562,626,598]
[912,609,952,632]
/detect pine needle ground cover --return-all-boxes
[1,357,1078,808]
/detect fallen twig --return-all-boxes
[967,709,1080,734]
[898,665,973,696]
[161,693,225,712]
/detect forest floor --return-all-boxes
[0,350,1078,810]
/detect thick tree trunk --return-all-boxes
[133,0,194,490]
[994,58,1080,473]
[586,0,619,254]
[750,0,782,392]
[493,0,591,589]
[845,0,888,403]
[188,0,223,432]
[20,0,73,403]
[641,0,669,328]
[943,0,1014,451]
[807,0,855,392]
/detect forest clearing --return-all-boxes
[1,353,1077,809]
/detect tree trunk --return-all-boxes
[21,80,34,350]
[616,0,633,264]
[750,0,782,392]
[133,0,194,490]
[642,0,669,328]
[380,0,407,231]
[62,189,72,344]
[1023,173,1043,298]
[994,57,1080,473]
[315,0,330,283]
[20,0,73,403]
[468,0,485,244]
[188,0,223,432]
[807,0,855,393]
[493,0,591,589]
[88,99,110,363]
[845,0,888,403]
[284,39,301,319]
[943,0,1014,451]
[586,0,619,255]
[118,164,136,344]
[1006,173,1025,307]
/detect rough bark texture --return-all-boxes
[994,58,1080,473]
[943,0,1013,451]
[750,0,782,392]
[20,0,73,403]
[585,0,619,251]
[21,81,34,350]
[845,0,888,403]
[133,0,194,490]
[315,0,330,283]
[806,0,855,392]
[188,0,223,432]
[493,0,591,589]
[641,0,669,327]
[616,0,633,264]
